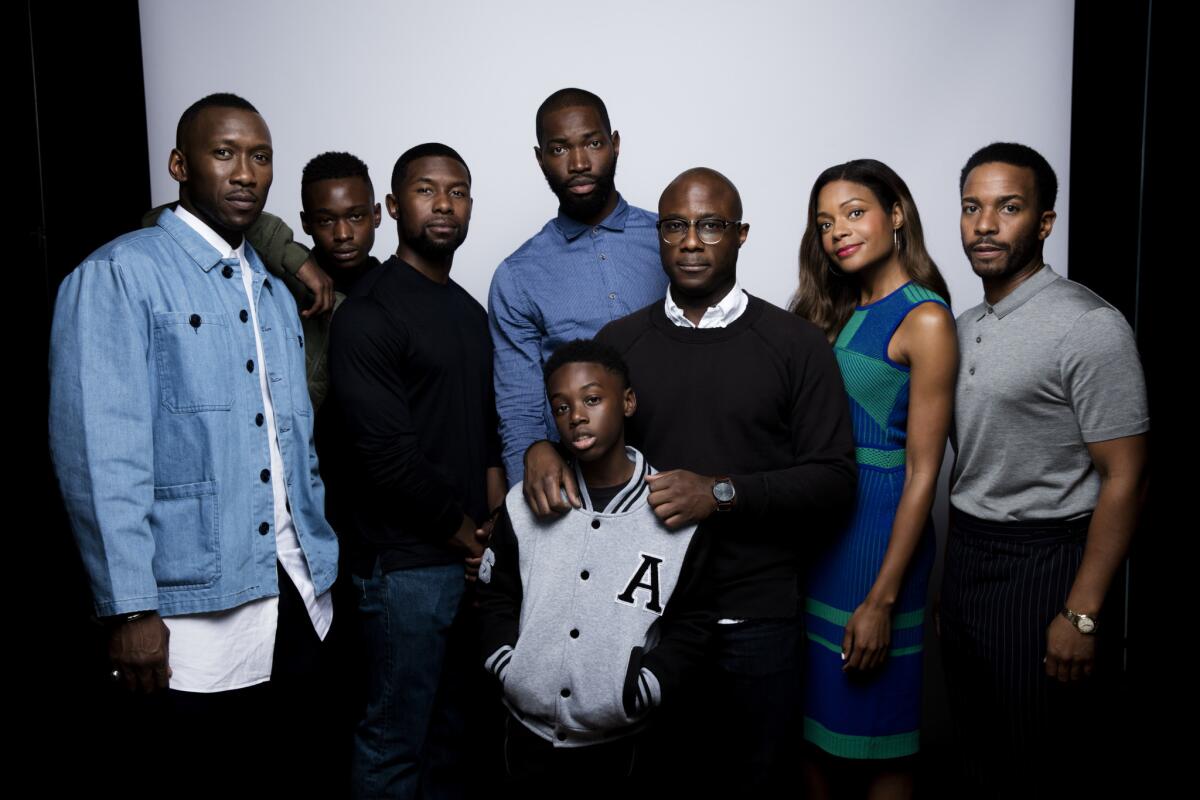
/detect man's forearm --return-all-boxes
[1065,473,1147,614]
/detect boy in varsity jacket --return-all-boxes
[477,339,713,786]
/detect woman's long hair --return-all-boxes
[790,159,951,342]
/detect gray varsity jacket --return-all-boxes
[476,447,714,747]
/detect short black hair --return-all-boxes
[302,151,371,187]
[960,142,1059,212]
[535,88,611,145]
[176,92,258,149]
[543,339,630,391]
[390,143,471,194]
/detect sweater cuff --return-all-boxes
[485,644,514,683]
[728,473,765,518]
[635,667,662,713]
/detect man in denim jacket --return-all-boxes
[48,93,339,791]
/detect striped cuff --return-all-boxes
[634,667,662,714]
[485,645,514,684]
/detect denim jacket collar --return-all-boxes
[157,205,256,275]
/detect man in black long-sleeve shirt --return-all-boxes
[323,143,505,799]
[524,168,855,791]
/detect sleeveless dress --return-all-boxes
[802,282,948,760]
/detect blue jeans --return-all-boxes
[350,561,468,800]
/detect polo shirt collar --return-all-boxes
[981,264,1059,320]
[553,193,630,241]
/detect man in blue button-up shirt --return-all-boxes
[489,88,668,485]
[48,93,339,793]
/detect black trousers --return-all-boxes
[501,715,639,800]
[111,564,340,799]
[940,508,1120,799]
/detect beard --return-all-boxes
[964,231,1039,281]
[545,154,619,222]
[404,220,468,261]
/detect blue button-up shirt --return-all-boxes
[48,208,338,617]
[488,195,668,484]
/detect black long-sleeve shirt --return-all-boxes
[322,257,501,575]
[595,294,856,618]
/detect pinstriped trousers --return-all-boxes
[940,508,1106,798]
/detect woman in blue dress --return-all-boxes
[791,159,958,799]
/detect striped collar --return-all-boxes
[573,447,654,514]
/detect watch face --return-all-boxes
[713,481,735,503]
[1077,616,1096,634]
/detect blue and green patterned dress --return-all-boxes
[803,282,949,760]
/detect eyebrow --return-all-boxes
[839,196,869,207]
[216,137,272,150]
[962,193,1026,204]
[311,204,371,214]
[412,177,470,189]
[547,130,601,144]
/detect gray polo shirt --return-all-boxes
[950,265,1148,522]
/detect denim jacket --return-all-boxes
[49,209,338,617]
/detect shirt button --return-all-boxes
[976,336,981,343]
[247,360,254,373]
[591,519,601,529]
[560,688,571,698]
[222,265,234,279]
[255,413,264,426]
[608,292,616,300]
[258,522,269,535]
[569,628,579,639]
[240,309,249,323]
[599,253,607,261]
[260,469,270,483]
[987,308,994,315]
[969,367,976,375]
[580,570,590,580]
[189,313,202,329]
[592,227,600,234]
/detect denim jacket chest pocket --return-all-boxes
[153,311,235,412]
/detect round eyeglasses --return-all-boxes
[656,217,743,246]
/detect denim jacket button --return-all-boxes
[258,522,269,535]
[260,469,270,483]
[221,265,233,279]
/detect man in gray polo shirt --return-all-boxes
[940,142,1148,796]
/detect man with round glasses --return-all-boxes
[524,167,856,791]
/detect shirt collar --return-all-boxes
[572,447,651,514]
[664,282,748,329]
[162,205,246,270]
[553,193,630,241]
[979,264,1059,321]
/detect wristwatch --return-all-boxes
[712,477,736,512]
[1061,608,1097,634]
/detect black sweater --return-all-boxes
[595,294,856,618]
[322,257,501,575]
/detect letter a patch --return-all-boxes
[616,552,664,614]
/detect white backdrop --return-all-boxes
[139,0,1075,314]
